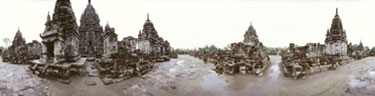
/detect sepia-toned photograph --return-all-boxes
[0,0,374,96]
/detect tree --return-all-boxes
[2,38,11,48]
[0,46,5,53]
[209,45,218,50]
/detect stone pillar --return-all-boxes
[41,42,47,63]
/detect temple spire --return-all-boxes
[147,13,149,21]
[335,8,339,17]
[105,21,110,28]
[89,0,91,5]
[47,11,50,20]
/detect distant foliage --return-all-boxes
[0,46,5,53]
[264,46,280,52]
[198,45,219,51]
[2,38,11,47]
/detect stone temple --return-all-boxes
[40,0,80,63]
[138,14,171,56]
[78,0,104,57]
[103,23,118,58]
[324,8,348,56]
[243,22,260,46]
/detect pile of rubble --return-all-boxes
[215,42,270,76]
[2,29,42,64]
[94,48,153,84]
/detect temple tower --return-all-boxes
[40,0,80,63]
[78,0,104,57]
[324,8,348,56]
[243,22,260,46]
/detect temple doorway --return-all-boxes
[46,42,54,60]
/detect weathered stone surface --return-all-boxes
[118,36,137,54]
[79,2,104,57]
[27,40,42,60]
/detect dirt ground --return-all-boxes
[1,55,375,96]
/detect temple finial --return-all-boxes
[106,21,110,27]
[147,13,149,21]
[336,8,338,15]
[18,27,20,31]
[47,11,50,20]
[89,0,91,5]
[250,21,252,26]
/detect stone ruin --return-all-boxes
[27,40,43,60]
[94,14,176,84]
[189,23,270,76]
[281,43,341,79]
[103,23,118,58]
[369,47,375,56]
[27,0,176,83]
[281,8,364,79]
[118,36,137,54]
[2,29,42,64]
[348,41,367,59]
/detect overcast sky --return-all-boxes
[0,0,374,49]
